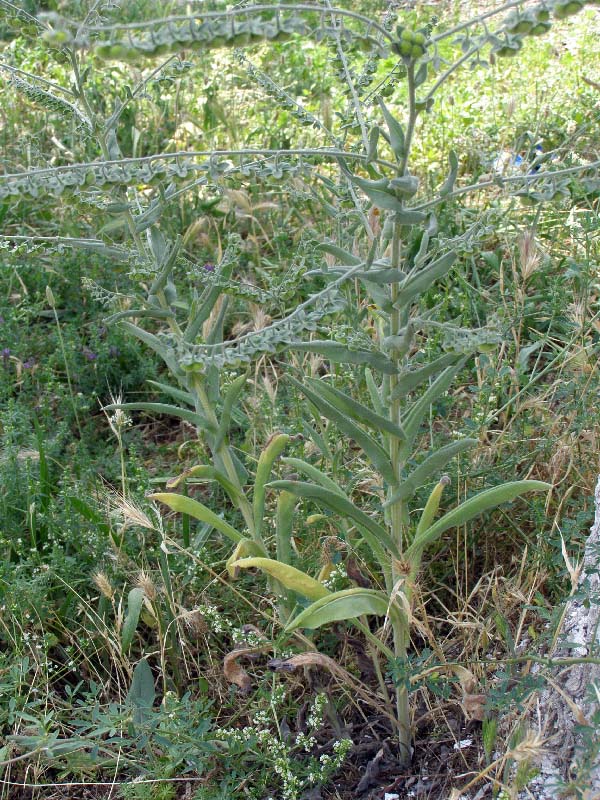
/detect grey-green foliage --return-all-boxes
[0,0,596,772]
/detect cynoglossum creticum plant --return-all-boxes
[1,0,598,769]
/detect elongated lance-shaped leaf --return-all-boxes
[290,341,398,374]
[303,377,406,444]
[439,150,459,197]
[415,476,450,540]
[146,380,195,408]
[289,378,396,486]
[276,490,296,567]
[390,353,461,401]
[231,557,329,601]
[379,98,405,160]
[281,457,349,498]
[121,587,145,653]
[269,480,397,563]
[183,256,235,343]
[253,434,289,541]
[214,374,248,449]
[400,359,468,459]
[315,242,363,266]
[226,539,267,578]
[166,464,242,506]
[405,480,551,565]
[394,251,457,310]
[104,309,177,324]
[285,588,397,632]
[104,402,214,434]
[120,321,182,378]
[385,439,477,507]
[365,368,385,416]
[150,492,242,544]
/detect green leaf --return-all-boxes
[146,380,195,407]
[379,99,405,160]
[276,490,296,567]
[281,457,349,498]
[214,374,248,449]
[414,61,428,88]
[394,251,457,309]
[305,377,406,443]
[365,368,385,416]
[439,150,459,197]
[121,588,145,653]
[104,402,214,433]
[269,480,397,562]
[226,539,267,577]
[285,588,391,632]
[390,353,461,400]
[126,658,155,725]
[394,208,427,226]
[385,439,477,506]
[367,126,380,162]
[400,359,467,456]
[289,377,396,485]
[120,321,177,372]
[316,242,362,266]
[290,341,398,374]
[253,433,289,540]
[127,658,156,709]
[150,492,242,543]
[231,557,329,600]
[406,480,551,561]
[165,464,242,505]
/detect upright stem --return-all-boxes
[385,63,420,760]
[192,376,255,536]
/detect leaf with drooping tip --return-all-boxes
[121,588,145,653]
[231,557,329,600]
[285,588,395,632]
[253,433,289,541]
[406,480,551,563]
[150,492,242,543]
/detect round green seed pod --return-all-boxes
[529,21,552,34]
[108,44,141,61]
[535,6,551,21]
[519,194,538,206]
[508,19,534,34]
[398,40,413,57]
[41,29,72,46]
[94,44,114,59]
[553,0,583,18]
[411,43,424,58]
[400,28,413,41]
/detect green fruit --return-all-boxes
[108,44,141,61]
[534,6,551,21]
[495,39,522,57]
[399,40,413,57]
[553,0,583,17]
[411,44,424,58]
[400,28,413,41]
[94,44,113,59]
[519,194,538,206]
[529,21,552,34]
[508,19,534,34]
[41,29,72,46]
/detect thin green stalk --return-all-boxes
[192,376,255,535]
[48,290,83,439]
